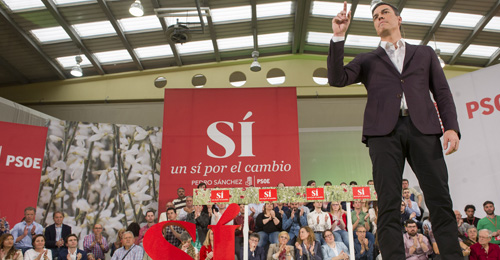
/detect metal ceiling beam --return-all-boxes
[397,0,408,13]
[298,0,312,54]
[150,0,182,66]
[291,0,306,54]
[97,0,143,71]
[203,1,220,62]
[421,0,457,46]
[0,7,66,80]
[41,0,105,75]
[251,0,258,51]
[0,55,30,84]
[448,0,500,65]
[486,48,500,67]
[344,0,359,39]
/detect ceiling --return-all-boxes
[0,0,499,87]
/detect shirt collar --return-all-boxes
[380,38,405,51]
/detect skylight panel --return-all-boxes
[441,12,483,28]
[176,40,214,55]
[94,49,132,63]
[135,45,173,59]
[31,27,71,43]
[345,35,380,48]
[258,32,290,46]
[1,0,44,11]
[462,44,499,57]
[164,12,208,27]
[73,21,116,38]
[119,15,162,33]
[257,1,292,18]
[53,0,95,5]
[400,8,439,24]
[404,39,421,45]
[307,32,332,44]
[427,41,460,54]
[211,5,251,23]
[485,16,500,31]
[311,1,349,17]
[353,5,372,19]
[217,35,254,51]
[56,55,92,69]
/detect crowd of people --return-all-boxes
[1,181,499,260]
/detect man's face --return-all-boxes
[484,203,495,215]
[145,212,155,224]
[239,204,245,214]
[122,233,134,247]
[402,181,409,189]
[353,201,361,209]
[314,202,322,209]
[54,212,64,226]
[406,224,418,236]
[66,236,78,249]
[177,189,185,198]
[367,181,374,186]
[24,210,35,223]
[186,197,193,206]
[372,4,402,37]
[166,202,174,210]
[290,203,299,210]
[249,236,259,248]
[356,227,366,239]
[93,224,103,235]
[167,210,177,220]
[400,202,406,212]
[465,208,475,218]
[402,190,410,199]
[478,230,491,246]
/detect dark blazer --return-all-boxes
[327,40,460,143]
[239,246,265,260]
[58,248,88,260]
[45,224,72,248]
[294,241,323,260]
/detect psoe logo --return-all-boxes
[207,111,255,159]
[1,147,43,170]
[256,179,270,184]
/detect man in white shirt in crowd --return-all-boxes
[12,206,43,253]
[307,202,331,245]
[111,231,143,260]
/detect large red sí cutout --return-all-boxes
[143,203,240,260]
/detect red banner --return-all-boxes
[159,88,301,205]
[352,187,371,200]
[259,189,278,202]
[306,187,325,200]
[0,121,47,223]
[210,190,231,203]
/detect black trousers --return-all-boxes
[367,116,462,259]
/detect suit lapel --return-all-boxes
[403,43,417,70]
[374,46,400,76]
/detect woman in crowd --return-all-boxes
[199,229,214,260]
[110,228,125,257]
[267,231,295,260]
[186,204,210,251]
[0,234,22,260]
[321,230,349,260]
[328,201,349,248]
[295,226,322,260]
[24,234,52,260]
[463,226,478,246]
[179,232,197,259]
[256,203,282,248]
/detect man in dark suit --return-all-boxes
[45,211,72,257]
[59,234,88,260]
[328,1,462,259]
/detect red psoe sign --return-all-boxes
[259,188,278,201]
[210,190,230,203]
[306,187,325,200]
[352,187,371,199]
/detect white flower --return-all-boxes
[54,160,67,170]
[134,126,149,141]
[89,124,114,142]
[49,135,63,142]
[75,199,91,212]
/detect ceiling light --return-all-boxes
[250,51,261,72]
[70,55,83,77]
[129,0,144,17]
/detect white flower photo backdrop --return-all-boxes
[37,120,161,246]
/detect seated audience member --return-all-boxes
[58,234,87,260]
[235,204,255,260]
[0,234,23,260]
[402,179,424,220]
[299,203,311,216]
[294,226,322,260]
[186,205,210,251]
[240,233,265,260]
[0,218,10,236]
[321,230,349,260]
[274,204,290,219]
[199,230,214,260]
[329,201,349,248]
[178,232,197,259]
[422,216,432,236]
[177,196,194,221]
[163,208,183,247]
[24,234,52,260]
[354,226,373,260]
[110,229,125,257]
[158,201,175,222]
[45,211,72,257]
[349,181,357,186]
[307,202,331,245]
[470,229,500,259]
[455,210,471,236]
[126,222,140,245]
[255,203,281,248]
[211,203,234,225]
[137,210,155,245]
[463,204,481,227]
[351,201,374,244]
[12,207,43,253]
[248,203,265,220]
[110,231,143,260]
[267,231,295,260]
[282,202,308,245]
[463,226,478,247]
[403,220,432,259]
[477,201,500,245]
[83,223,109,260]
[403,188,421,219]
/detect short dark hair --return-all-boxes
[249,233,260,241]
[464,204,476,212]
[65,234,78,244]
[167,207,176,214]
[372,2,400,16]
[53,211,64,218]
[406,219,417,227]
[484,201,494,207]
[177,187,185,191]
[367,180,373,184]
[402,179,409,183]
[197,183,206,188]
[146,209,155,216]
[24,207,36,213]
[322,230,334,239]
[349,181,358,185]
[306,180,316,186]
[324,181,332,186]
[32,234,45,247]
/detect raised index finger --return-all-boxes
[343,1,348,12]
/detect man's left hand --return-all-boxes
[443,130,459,155]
